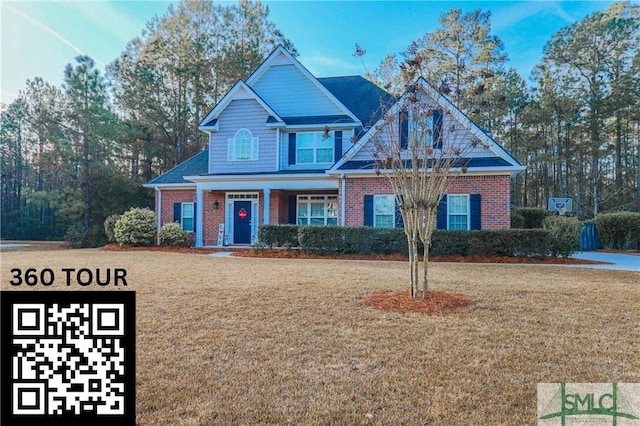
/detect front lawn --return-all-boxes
[2,249,638,425]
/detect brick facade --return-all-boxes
[343,174,511,229]
[156,174,511,246]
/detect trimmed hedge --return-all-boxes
[513,207,548,229]
[258,224,300,248]
[593,212,640,249]
[430,229,549,257]
[259,224,551,257]
[510,212,525,229]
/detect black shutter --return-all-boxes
[334,131,342,162]
[364,195,374,226]
[288,195,297,224]
[288,133,296,165]
[173,203,181,223]
[433,109,443,149]
[470,194,481,230]
[395,195,404,228]
[400,111,408,149]
[436,195,448,230]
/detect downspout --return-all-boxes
[155,187,162,245]
[341,173,346,226]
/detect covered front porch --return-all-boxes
[187,174,341,247]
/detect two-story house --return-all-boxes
[145,46,524,247]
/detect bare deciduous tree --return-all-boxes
[367,80,489,298]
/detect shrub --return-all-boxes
[298,226,412,255]
[158,222,190,247]
[543,216,582,257]
[513,207,548,229]
[114,208,156,246]
[430,229,549,257]
[64,224,87,249]
[593,212,640,249]
[510,212,525,229]
[258,224,300,248]
[104,214,121,243]
[294,226,550,258]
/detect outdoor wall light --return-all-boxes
[213,201,219,209]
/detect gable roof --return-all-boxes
[332,77,524,174]
[318,76,392,127]
[198,80,283,132]
[246,46,360,123]
[145,149,208,186]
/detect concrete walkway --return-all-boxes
[569,251,640,272]
[209,251,235,258]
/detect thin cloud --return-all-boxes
[61,2,146,44]
[3,2,85,57]
[491,1,577,33]
[301,52,364,77]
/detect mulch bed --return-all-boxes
[101,244,610,265]
[101,244,221,254]
[233,249,608,265]
[363,290,473,314]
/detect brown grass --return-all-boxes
[2,249,638,425]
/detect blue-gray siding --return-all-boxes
[252,65,345,118]
[209,99,278,174]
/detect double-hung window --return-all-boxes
[297,195,338,225]
[296,132,334,164]
[181,202,195,232]
[228,129,258,161]
[374,195,395,228]
[448,194,469,230]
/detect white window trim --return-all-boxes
[296,194,338,226]
[181,202,195,232]
[295,131,335,164]
[447,194,470,231]
[228,129,258,161]
[373,194,396,228]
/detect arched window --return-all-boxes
[228,129,258,161]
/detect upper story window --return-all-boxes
[296,132,334,164]
[228,129,258,161]
[409,111,434,146]
[400,109,442,149]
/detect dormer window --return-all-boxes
[228,129,258,161]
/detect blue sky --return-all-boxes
[0,1,615,105]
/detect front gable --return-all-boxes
[198,81,283,133]
[332,78,524,176]
[247,46,359,122]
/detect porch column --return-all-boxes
[263,188,271,224]
[195,187,204,247]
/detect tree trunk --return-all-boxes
[422,243,429,300]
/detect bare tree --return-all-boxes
[368,80,489,298]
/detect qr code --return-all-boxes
[1,291,135,426]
